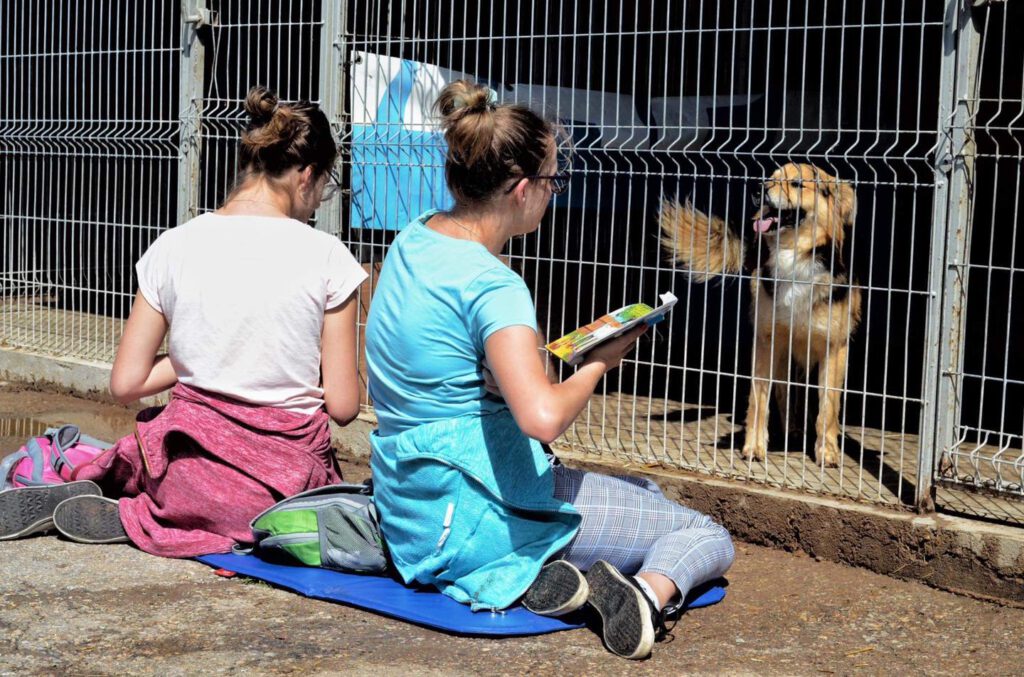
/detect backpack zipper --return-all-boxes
[260,532,319,547]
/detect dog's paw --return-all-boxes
[740,442,767,462]
[815,438,841,468]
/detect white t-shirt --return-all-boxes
[135,213,368,416]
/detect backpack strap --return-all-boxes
[0,449,30,490]
[0,438,49,488]
[21,438,50,485]
[45,425,81,476]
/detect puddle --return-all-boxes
[0,416,52,451]
[0,411,134,455]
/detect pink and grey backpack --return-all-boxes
[0,425,111,490]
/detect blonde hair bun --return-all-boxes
[436,80,493,122]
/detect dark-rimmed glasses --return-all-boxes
[321,169,343,201]
[504,173,571,196]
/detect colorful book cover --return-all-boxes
[546,292,677,365]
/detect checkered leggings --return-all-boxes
[552,464,734,609]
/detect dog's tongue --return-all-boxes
[753,217,776,233]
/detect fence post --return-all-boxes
[177,1,207,224]
[317,0,347,236]
[918,0,981,512]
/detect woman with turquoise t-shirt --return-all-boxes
[364,80,734,660]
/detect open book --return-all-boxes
[546,292,678,366]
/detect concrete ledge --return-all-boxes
[0,347,164,408]
[0,347,115,400]
[558,451,1024,606]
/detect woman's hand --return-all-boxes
[582,324,648,372]
[481,362,503,399]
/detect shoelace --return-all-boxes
[647,598,675,642]
[628,576,676,643]
[655,608,678,643]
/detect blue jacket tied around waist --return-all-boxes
[370,409,581,611]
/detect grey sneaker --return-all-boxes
[586,560,666,660]
[53,495,129,544]
[0,481,103,540]
[522,560,589,616]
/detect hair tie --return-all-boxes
[486,87,499,109]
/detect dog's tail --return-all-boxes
[658,199,745,282]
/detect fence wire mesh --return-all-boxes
[192,1,326,216]
[341,0,951,512]
[0,1,179,363]
[0,0,1021,525]
[934,1,1024,523]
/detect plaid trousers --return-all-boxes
[552,464,734,608]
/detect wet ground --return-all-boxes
[1,385,1023,675]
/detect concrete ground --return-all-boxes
[2,388,1023,675]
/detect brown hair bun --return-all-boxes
[234,85,336,178]
[434,80,555,204]
[242,86,303,154]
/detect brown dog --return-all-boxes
[659,163,861,467]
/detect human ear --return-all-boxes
[297,165,317,193]
[511,178,529,204]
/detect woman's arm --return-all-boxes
[109,291,177,404]
[320,293,360,426]
[484,324,647,444]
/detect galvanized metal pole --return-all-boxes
[918,0,981,512]
[177,1,207,225]
[317,0,347,236]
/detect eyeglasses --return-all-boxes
[321,170,342,201]
[504,173,571,196]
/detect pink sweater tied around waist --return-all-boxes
[74,383,341,557]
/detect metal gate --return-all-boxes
[928,0,1024,522]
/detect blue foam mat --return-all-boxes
[198,553,727,637]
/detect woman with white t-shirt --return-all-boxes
[0,86,366,556]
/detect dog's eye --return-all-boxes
[790,180,802,188]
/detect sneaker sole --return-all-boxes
[586,561,655,660]
[53,496,129,544]
[523,560,589,616]
[0,481,102,540]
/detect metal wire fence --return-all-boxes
[0,0,1021,525]
[933,1,1024,514]
[0,1,179,362]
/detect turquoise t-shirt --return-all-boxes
[366,210,538,436]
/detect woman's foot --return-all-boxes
[522,560,589,616]
[53,495,129,544]
[586,560,665,660]
[0,481,102,540]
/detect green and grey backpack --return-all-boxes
[242,481,388,575]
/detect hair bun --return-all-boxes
[241,85,302,153]
[244,86,278,125]
[450,89,491,113]
[435,80,494,122]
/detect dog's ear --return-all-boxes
[833,179,856,226]
[817,169,856,227]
